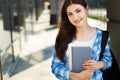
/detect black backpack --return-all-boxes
[99,31,120,80]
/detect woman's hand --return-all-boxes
[82,59,105,72]
[70,70,93,80]
[70,60,105,80]
[77,70,94,80]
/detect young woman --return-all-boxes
[51,0,112,80]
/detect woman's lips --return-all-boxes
[74,19,82,24]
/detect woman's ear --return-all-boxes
[86,5,89,11]
[86,5,89,14]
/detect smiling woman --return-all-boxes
[51,0,112,80]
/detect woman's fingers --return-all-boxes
[82,60,97,71]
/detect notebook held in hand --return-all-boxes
[71,47,92,73]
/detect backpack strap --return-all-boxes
[100,31,120,80]
[99,31,109,60]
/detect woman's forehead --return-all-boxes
[66,4,84,12]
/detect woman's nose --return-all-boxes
[73,14,78,20]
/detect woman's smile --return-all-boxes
[74,18,82,24]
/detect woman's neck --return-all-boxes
[75,25,96,41]
[76,25,91,34]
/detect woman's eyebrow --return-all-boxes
[67,12,72,14]
[75,8,80,12]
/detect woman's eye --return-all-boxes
[67,13,72,16]
[77,10,81,13]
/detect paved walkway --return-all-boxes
[8,8,107,80]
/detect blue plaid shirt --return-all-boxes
[51,28,112,80]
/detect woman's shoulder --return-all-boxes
[93,27,103,39]
[95,27,103,33]
[91,27,102,33]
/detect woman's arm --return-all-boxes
[101,36,112,70]
[51,53,94,80]
[82,36,112,71]
[51,53,70,80]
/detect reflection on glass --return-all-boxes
[0,1,21,79]
[1,47,14,78]
[13,39,21,59]
[0,3,11,54]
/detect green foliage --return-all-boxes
[88,14,108,22]
[88,8,108,22]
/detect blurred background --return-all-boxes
[0,0,120,80]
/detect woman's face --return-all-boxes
[66,4,88,28]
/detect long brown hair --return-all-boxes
[55,0,87,62]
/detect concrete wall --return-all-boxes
[107,0,120,68]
